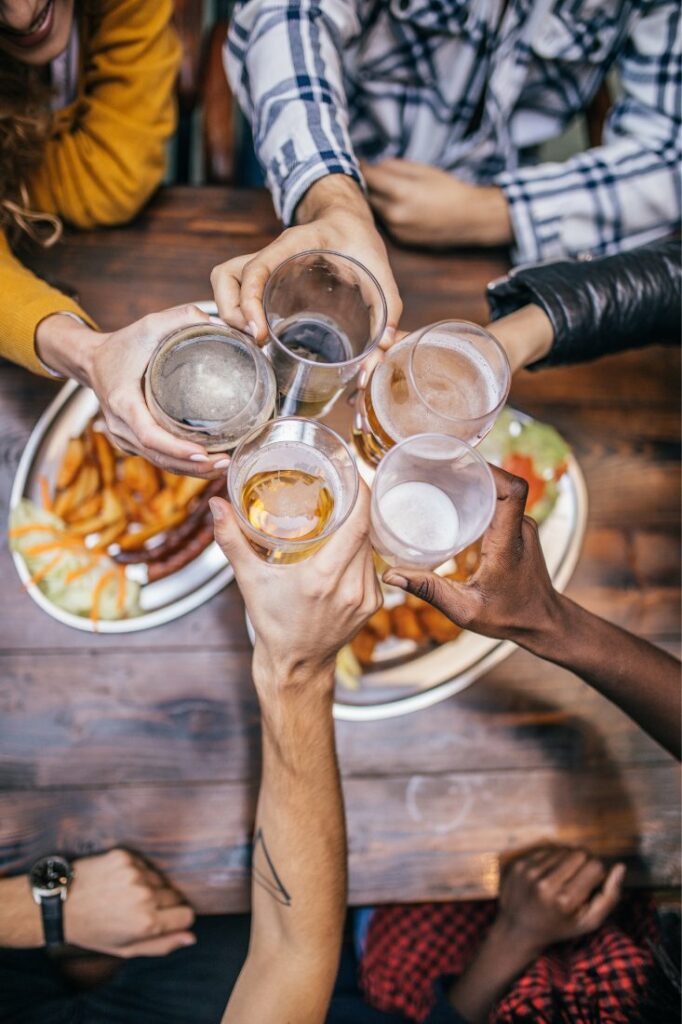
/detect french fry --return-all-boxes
[69,488,123,536]
[39,475,53,513]
[56,438,85,490]
[54,463,100,519]
[391,604,425,643]
[161,470,181,490]
[93,431,116,486]
[114,481,142,521]
[92,517,128,552]
[173,476,208,509]
[367,606,392,641]
[117,508,186,551]
[66,492,102,525]
[122,456,160,500]
[148,488,178,520]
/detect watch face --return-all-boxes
[30,856,72,897]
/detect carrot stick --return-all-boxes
[116,565,127,612]
[24,553,63,588]
[91,568,117,628]
[8,524,60,539]
[25,538,86,557]
[65,558,101,584]
[39,475,53,513]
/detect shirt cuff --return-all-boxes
[496,172,566,266]
[273,151,364,226]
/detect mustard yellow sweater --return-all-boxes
[1,0,181,375]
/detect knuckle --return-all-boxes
[110,848,134,869]
[411,575,436,604]
[509,475,529,503]
[138,910,157,936]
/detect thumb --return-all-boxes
[209,497,253,572]
[382,568,473,627]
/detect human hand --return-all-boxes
[493,845,625,958]
[382,466,561,647]
[362,159,511,248]
[36,306,229,478]
[64,848,196,958]
[210,175,402,350]
[210,481,382,691]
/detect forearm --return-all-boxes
[224,670,346,1022]
[485,304,555,374]
[527,595,681,758]
[446,921,536,1023]
[0,876,42,948]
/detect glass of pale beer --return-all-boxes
[263,250,387,419]
[227,417,359,563]
[370,433,496,570]
[354,320,510,465]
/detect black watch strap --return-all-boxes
[40,893,64,948]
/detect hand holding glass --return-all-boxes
[355,320,510,464]
[264,250,387,419]
[227,417,359,564]
[370,433,496,570]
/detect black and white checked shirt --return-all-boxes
[226,0,681,264]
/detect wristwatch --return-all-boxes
[29,855,73,948]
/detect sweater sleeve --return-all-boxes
[0,230,95,376]
[28,0,181,228]
[486,238,681,369]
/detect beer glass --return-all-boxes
[227,417,359,563]
[263,250,387,419]
[355,320,510,464]
[370,433,496,570]
[145,323,277,452]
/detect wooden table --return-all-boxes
[0,187,679,912]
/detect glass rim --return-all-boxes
[407,319,511,426]
[227,415,360,550]
[371,431,496,560]
[146,322,267,430]
[263,249,388,369]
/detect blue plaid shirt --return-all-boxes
[226,0,681,264]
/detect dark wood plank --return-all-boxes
[1,643,677,790]
[0,765,678,912]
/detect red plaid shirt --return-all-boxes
[360,895,658,1023]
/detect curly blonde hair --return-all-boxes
[0,57,53,239]
[0,1,98,243]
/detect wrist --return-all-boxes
[35,314,103,386]
[518,591,573,661]
[2,875,43,947]
[485,917,544,969]
[295,174,371,226]
[486,305,554,373]
[252,652,336,698]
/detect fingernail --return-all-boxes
[383,326,396,346]
[213,458,230,470]
[189,453,210,463]
[358,368,368,389]
[247,320,258,338]
[209,498,225,522]
[383,571,408,589]
[180,934,196,946]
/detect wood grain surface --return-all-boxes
[1,187,679,910]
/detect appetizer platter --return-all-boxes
[9,379,233,633]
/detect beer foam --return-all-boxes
[379,481,459,554]
[157,339,257,424]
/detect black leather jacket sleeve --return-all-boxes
[486,238,681,370]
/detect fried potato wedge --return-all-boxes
[351,630,377,665]
[391,604,425,643]
[122,456,160,501]
[93,431,116,486]
[367,606,392,641]
[117,508,186,551]
[69,488,123,536]
[92,517,128,552]
[54,463,100,519]
[65,492,102,525]
[418,605,462,644]
[173,476,209,509]
[56,438,85,491]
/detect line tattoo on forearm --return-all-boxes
[252,828,292,907]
